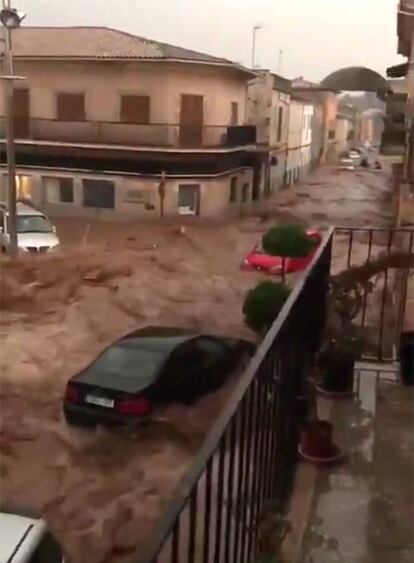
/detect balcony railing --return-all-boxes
[0,117,256,149]
[136,231,333,563]
[133,226,413,563]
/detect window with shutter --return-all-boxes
[230,102,238,126]
[120,95,151,124]
[56,93,85,121]
[229,177,237,202]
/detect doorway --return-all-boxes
[178,184,200,215]
[13,88,30,138]
[179,95,203,148]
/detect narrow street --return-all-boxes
[265,164,393,229]
[0,163,398,563]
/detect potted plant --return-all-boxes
[315,276,363,396]
[262,224,315,282]
[243,280,290,335]
[297,366,344,464]
[316,332,361,395]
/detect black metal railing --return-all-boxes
[136,230,333,563]
[0,117,256,149]
[130,226,412,563]
[332,227,414,362]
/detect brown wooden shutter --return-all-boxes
[230,102,238,126]
[57,93,86,121]
[13,88,30,138]
[120,95,150,124]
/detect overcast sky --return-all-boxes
[16,0,403,81]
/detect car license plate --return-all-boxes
[86,395,114,408]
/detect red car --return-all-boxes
[242,230,322,275]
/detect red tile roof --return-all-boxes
[10,26,231,64]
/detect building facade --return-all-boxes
[0,27,258,219]
[291,81,339,166]
[246,71,291,196]
[285,94,314,185]
[388,0,414,225]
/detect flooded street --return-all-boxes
[266,164,394,230]
[0,163,398,562]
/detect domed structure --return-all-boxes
[321,66,391,92]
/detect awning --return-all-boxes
[387,62,409,78]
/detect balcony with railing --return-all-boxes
[131,226,413,563]
[0,117,257,149]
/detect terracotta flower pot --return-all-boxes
[300,420,337,460]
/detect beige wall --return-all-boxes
[0,60,248,127]
[389,78,409,94]
[0,167,254,219]
[246,71,290,147]
[335,117,351,150]
[287,100,304,151]
[269,91,290,148]
[246,72,273,144]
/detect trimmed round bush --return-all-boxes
[243,281,291,334]
[262,224,314,258]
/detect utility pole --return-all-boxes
[251,25,262,69]
[0,1,25,257]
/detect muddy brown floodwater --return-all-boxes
[0,165,394,562]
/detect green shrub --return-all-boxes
[262,224,313,258]
[243,281,291,334]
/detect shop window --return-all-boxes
[83,179,115,209]
[44,177,74,203]
[178,184,200,215]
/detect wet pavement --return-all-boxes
[300,368,414,563]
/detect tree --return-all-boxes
[243,281,291,334]
[262,224,314,282]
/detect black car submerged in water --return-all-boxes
[63,326,255,427]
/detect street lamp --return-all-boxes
[251,25,262,69]
[1,1,26,257]
[1,6,25,27]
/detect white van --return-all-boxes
[0,201,60,254]
[0,511,63,563]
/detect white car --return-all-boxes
[348,149,362,159]
[0,511,63,563]
[0,201,60,254]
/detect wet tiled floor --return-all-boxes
[300,367,414,563]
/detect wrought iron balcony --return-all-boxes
[0,117,257,149]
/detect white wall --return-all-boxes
[0,167,254,219]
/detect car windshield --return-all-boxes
[90,344,164,380]
[16,215,53,234]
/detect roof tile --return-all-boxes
[10,26,230,64]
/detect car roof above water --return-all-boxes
[0,511,46,563]
[121,325,196,347]
[0,202,46,217]
[72,327,200,393]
